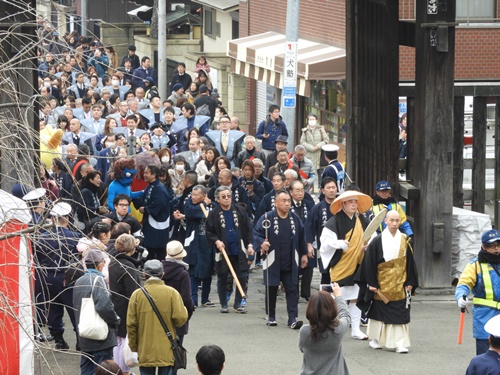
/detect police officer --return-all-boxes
[320,144,345,193]
[456,229,500,355]
[36,202,80,349]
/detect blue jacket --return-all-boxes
[132,66,157,89]
[466,350,500,375]
[139,179,170,248]
[88,54,109,78]
[456,258,500,339]
[255,115,288,150]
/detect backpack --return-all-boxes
[196,103,211,116]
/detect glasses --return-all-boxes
[117,203,130,207]
[486,243,500,250]
[219,195,231,199]
[219,120,230,124]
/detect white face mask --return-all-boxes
[106,142,116,149]
[308,120,317,127]
[161,156,170,163]
[112,79,120,86]
[175,164,184,172]
[43,82,51,88]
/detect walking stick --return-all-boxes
[458,294,467,345]
[261,214,271,328]
[200,204,246,299]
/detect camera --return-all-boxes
[319,284,333,293]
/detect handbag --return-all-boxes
[78,276,109,340]
[123,335,139,368]
[141,288,187,370]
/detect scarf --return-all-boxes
[478,249,500,265]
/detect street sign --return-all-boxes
[283,97,296,108]
[283,86,296,97]
[283,41,298,109]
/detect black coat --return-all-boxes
[206,204,254,274]
[108,253,141,337]
[162,259,194,336]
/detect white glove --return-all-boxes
[457,297,468,309]
[141,249,149,260]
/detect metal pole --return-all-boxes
[81,0,87,36]
[281,0,299,148]
[158,0,168,99]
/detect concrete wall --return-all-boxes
[203,10,234,53]
[100,23,148,62]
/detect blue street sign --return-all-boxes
[283,86,296,97]
[283,97,296,108]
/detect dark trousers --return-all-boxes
[146,246,167,261]
[265,271,298,326]
[80,347,113,375]
[189,271,212,306]
[476,339,489,355]
[140,367,172,375]
[300,267,314,299]
[217,255,247,308]
[35,269,48,328]
[45,272,77,334]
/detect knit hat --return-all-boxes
[144,259,163,277]
[172,83,183,92]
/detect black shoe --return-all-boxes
[267,320,278,327]
[289,320,303,330]
[55,340,69,350]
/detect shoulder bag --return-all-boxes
[141,288,187,370]
[78,276,109,340]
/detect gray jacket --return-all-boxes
[73,271,121,352]
[298,296,350,375]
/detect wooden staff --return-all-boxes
[200,204,246,298]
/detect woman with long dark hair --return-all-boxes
[207,156,231,188]
[195,145,219,184]
[78,171,109,224]
[299,284,350,375]
[51,157,74,200]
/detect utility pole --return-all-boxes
[281,0,299,148]
[81,0,87,36]
[158,0,167,99]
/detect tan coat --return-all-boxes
[299,125,329,170]
[127,278,188,367]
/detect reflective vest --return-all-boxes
[473,263,500,309]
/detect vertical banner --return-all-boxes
[0,222,34,375]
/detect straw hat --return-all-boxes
[330,190,372,215]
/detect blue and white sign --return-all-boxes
[283,97,296,108]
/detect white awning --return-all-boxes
[227,31,345,96]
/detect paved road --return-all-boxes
[34,268,476,375]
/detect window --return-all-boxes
[232,19,239,39]
[204,8,216,38]
[456,0,495,19]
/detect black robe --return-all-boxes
[254,210,307,286]
[355,233,419,324]
[206,204,253,274]
[323,210,369,285]
[184,200,214,279]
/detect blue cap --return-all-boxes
[172,83,183,92]
[482,229,500,244]
[376,181,391,191]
